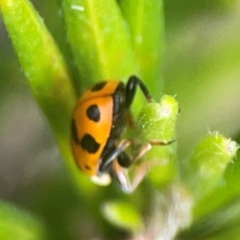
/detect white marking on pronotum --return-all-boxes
[71,5,85,11]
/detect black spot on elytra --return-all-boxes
[85,165,92,170]
[72,120,100,154]
[81,134,100,153]
[71,119,79,143]
[91,81,107,91]
[86,104,100,122]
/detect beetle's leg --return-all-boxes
[99,139,132,172]
[125,75,153,108]
[112,140,174,193]
[112,143,154,193]
[131,139,175,163]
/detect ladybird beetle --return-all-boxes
[71,75,154,192]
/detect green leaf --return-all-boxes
[137,95,179,142]
[118,0,165,99]
[204,224,240,240]
[184,133,238,202]
[101,200,143,232]
[0,201,46,240]
[194,150,240,219]
[178,198,240,240]
[62,0,137,92]
[0,0,87,190]
[136,95,179,187]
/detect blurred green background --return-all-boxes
[0,0,240,239]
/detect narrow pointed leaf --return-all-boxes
[62,0,137,92]
[0,0,84,187]
[119,0,165,98]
